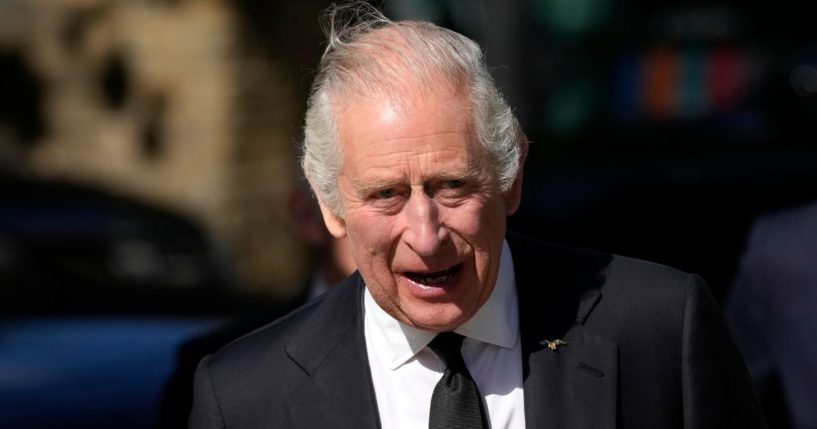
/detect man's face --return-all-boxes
[318,84,522,332]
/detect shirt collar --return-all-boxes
[363,240,519,370]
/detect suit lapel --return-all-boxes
[284,275,381,428]
[508,232,619,429]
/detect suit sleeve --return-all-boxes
[681,274,768,429]
[189,355,226,429]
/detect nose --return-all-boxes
[404,191,444,257]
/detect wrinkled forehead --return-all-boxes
[334,81,472,127]
[332,81,489,181]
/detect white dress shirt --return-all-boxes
[363,241,525,429]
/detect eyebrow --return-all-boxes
[350,164,483,195]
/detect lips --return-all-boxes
[403,263,463,286]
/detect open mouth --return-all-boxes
[404,263,463,287]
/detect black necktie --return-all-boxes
[428,332,488,429]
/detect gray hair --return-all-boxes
[302,2,523,216]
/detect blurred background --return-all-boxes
[1,0,815,428]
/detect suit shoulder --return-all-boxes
[210,294,323,368]
[593,251,703,326]
[591,253,708,346]
[607,253,696,295]
[197,293,326,409]
[508,230,696,299]
[508,231,702,330]
[189,296,320,427]
[204,272,362,378]
[192,275,365,426]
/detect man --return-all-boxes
[726,200,817,429]
[191,4,765,428]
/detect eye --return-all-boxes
[441,180,464,189]
[433,179,469,201]
[375,188,397,199]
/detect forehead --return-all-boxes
[336,83,474,146]
[334,85,483,181]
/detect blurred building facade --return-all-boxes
[0,0,325,296]
[3,0,817,301]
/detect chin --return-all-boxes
[403,303,473,332]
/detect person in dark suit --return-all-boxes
[190,4,765,428]
[726,200,817,429]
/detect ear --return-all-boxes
[317,199,348,238]
[504,132,529,216]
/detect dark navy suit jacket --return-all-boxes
[190,232,766,428]
[726,201,817,429]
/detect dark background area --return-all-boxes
[502,0,817,303]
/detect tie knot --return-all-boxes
[428,332,467,371]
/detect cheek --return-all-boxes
[443,199,506,271]
[442,200,492,237]
[345,212,398,263]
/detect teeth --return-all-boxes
[407,264,460,286]
[415,273,452,285]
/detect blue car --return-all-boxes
[0,175,278,429]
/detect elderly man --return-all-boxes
[190,5,765,429]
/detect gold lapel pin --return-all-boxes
[543,339,567,351]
